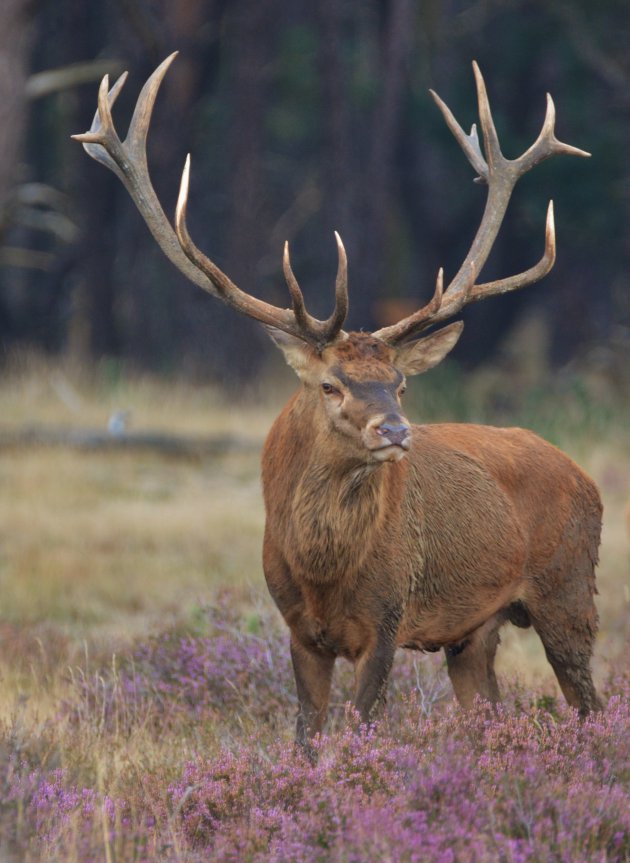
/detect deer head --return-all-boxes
[267,323,463,463]
[73,54,589,467]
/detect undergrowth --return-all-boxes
[0,596,628,863]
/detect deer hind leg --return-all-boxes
[527,579,602,715]
[444,615,503,708]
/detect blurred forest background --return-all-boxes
[0,0,629,387]
[1,11,629,849]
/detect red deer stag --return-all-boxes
[74,55,602,751]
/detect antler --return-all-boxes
[373,61,590,345]
[72,53,348,349]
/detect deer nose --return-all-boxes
[375,421,411,447]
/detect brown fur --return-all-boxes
[261,332,603,752]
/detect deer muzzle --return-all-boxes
[376,421,411,448]
[364,415,411,461]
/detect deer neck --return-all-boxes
[283,392,393,583]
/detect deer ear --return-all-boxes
[394,321,464,376]
[265,326,318,377]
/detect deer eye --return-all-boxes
[321,382,340,396]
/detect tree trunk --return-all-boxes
[358,0,414,329]
[0,0,35,224]
[218,0,278,382]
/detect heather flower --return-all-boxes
[24,599,630,861]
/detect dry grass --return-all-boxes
[0,357,628,861]
[1,351,282,435]
[0,356,628,742]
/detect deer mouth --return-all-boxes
[366,419,411,458]
[369,440,410,462]
[362,418,412,462]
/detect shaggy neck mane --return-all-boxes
[284,391,390,583]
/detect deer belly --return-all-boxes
[397,456,528,647]
[397,579,522,650]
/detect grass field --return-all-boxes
[0,355,628,861]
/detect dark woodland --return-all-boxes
[1,0,629,385]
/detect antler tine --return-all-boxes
[282,241,312,332]
[516,94,591,176]
[373,268,444,344]
[282,233,349,346]
[375,62,589,346]
[330,231,349,340]
[175,154,309,333]
[71,72,128,179]
[472,61,503,169]
[73,60,226,297]
[126,52,178,158]
[429,91,488,181]
[74,54,348,349]
[468,200,556,302]
[175,154,240,299]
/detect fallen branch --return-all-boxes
[26,60,126,100]
[0,426,260,458]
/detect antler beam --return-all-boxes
[373,61,590,345]
[72,53,348,349]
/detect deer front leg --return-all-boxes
[263,540,335,752]
[290,636,335,758]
